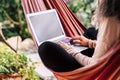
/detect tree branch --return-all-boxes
[4,10,19,25]
[0,28,17,53]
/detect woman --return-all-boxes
[38,0,120,72]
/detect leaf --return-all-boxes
[0,65,10,74]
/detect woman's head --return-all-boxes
[98,0,120,20]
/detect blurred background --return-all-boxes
[0,0,96,40]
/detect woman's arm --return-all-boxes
[71,36,96,48]
[57,41,97,66]
[88,39,96,48]
[66,48,96,66]
[75,17,120,66]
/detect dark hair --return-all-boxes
[99,0,120,20]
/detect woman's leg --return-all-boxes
[38,41,82,72]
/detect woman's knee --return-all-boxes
[38,41,53,54]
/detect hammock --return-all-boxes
[52,41,120,80]
[21,0,120,79]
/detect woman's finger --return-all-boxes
[73,40,81,46]
[57,41,71,49]
[71,36,82,41]
[57,41,66,48]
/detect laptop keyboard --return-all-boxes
[56,37,88,52]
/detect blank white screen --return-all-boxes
[29,10,64,43]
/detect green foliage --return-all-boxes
[0,0,31,39]
[69,0,97,28]
[0,46,40,80]
[0,0,96,39]
[2,27,19,39]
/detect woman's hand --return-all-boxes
[57,41,72,50]
[71,36,89,47]
[57,41,78,56]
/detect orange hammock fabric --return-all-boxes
[21,0,120,79]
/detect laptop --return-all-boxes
[27,9,87,52]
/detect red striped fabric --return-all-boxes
[45,0,86,37]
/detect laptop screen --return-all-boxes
[27,9,65,45]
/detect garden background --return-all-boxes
[0,0,96,40]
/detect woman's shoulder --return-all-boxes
[99,17,120,31]
[107,17,120,24]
